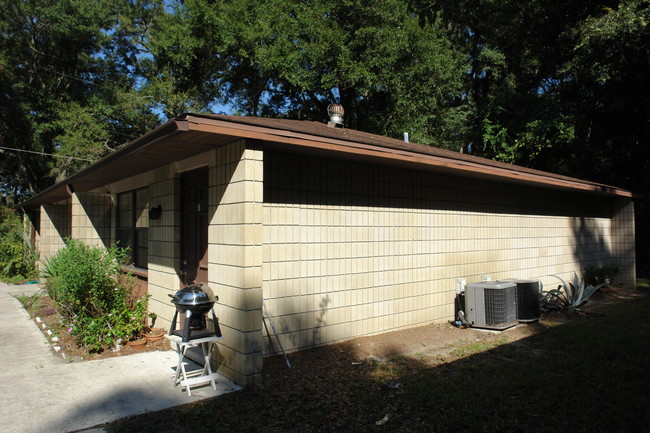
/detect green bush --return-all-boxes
[0,206,38,281]
[584,265,619,287]
[45,239,149,352]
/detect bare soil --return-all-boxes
[30,295,171,362]
[27,285,639,365]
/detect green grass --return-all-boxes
[449,336,512,358]
[107,293,650,433]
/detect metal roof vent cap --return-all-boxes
[327,104,344,128]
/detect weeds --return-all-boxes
[12,289,45,315]
[449,336,512,358]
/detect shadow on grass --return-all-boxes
[107,293,650,433]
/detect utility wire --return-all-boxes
[0,146,93,161]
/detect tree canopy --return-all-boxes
[1,0,648,270]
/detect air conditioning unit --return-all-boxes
[464,281,517,330]
[498,279,541,322]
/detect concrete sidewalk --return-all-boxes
[0,282,239,433]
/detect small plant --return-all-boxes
[540,272,605,314]
[12,289,45,315]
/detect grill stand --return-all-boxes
[171,335,222,396]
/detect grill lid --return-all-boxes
[169,284,216,306]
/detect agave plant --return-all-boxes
[540,272,605,314]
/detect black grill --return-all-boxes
[169,284,222,342]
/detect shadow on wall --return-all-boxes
[35,203,72,261]
[263,294,331,355]
[571,216,613,275]
[77,192,113,247]
[264,151,613,219]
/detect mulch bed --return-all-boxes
[29,294,170,362]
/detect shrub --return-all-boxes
[45,239,149,352]
[0,206,38,281]
[584,265,619,287]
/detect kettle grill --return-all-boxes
[168,284,222,342]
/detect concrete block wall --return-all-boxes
[147,165,182,326]
[611,198,636,287]
[209,140,264,386]
[38,203,71,264]
[262,152,631,354]
[70,192,113,248]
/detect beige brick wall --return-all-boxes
[147,165,182,326]
[208,140,264,386]
[70,192,113,248]
[262,152,633,354]
[38,203,71,265]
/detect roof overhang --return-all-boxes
[19,113,633,211]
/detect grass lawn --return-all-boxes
[107,289,650,433]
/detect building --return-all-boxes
[20,113,636,386]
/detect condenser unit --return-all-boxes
[464,281,517,330]
[499,279,541,322]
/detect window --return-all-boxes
[116,188,148,268]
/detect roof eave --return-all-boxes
[19,118,185,211]
[182,115,633,199]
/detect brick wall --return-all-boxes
[38,203,71,265]
[208,140,264,386]
[147,165,182,325]
[71,192,113,247]
[262,152,632,354]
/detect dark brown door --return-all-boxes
[181,167,209,285]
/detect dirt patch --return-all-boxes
[291,285,643,368]
[25,285,641,364]
[29,295,170,362]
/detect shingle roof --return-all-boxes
[19,113,632,211]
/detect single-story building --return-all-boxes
[20,113,636,386]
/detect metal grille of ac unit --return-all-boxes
[498,279,541,322]
[465,282,517,330]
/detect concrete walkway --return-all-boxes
[0,282,239,433]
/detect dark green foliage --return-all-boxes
[0,0,160,202]
[3,0,649,271]
[148,0,470,148]
[0,206,37,281]
[409,0,650,272]
[44,239,148,351]
[584,265,620,287]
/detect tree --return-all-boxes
[411,0,650,273]
[0,0,160,202]
[152,0,470,148]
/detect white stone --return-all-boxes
[35,317,42,323]
[51,336,59,342]
[52,346,61,352]
[46,330,52,336]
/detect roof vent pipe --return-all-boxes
[327,104,344,128]
[403,132,409,143]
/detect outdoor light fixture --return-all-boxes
[148,205,162,220]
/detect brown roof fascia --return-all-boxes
[19,119,185,211]
[184,115,633,198]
